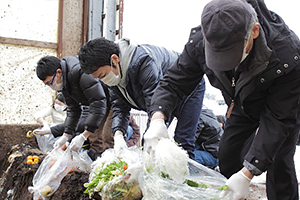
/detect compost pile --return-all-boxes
[0,125,267,200]
[0,142,90,200]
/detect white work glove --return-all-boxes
[114,134,128,157]
[34,122,51,135]
[69,134,87,151]
[123,162,142,183]
[143,119,169,153]
[53,135,69,149]
[219,170,251,200]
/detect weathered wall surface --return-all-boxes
[0,44,56,124]
[0,0,84,124]
[0,0,59,124]
[62,0,84,57]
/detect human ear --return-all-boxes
[252,23,260,39]
[56,68,62,77]
[110,54,120,67]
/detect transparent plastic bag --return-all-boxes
[85,146,142,199]
[140,138,231,200]
[101,176,142,200]
[35,134,58,153]
[72,149,93,173]
[28,148,76,200]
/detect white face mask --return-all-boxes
[54,103,66,112]
[49,76,63,91]
[240,31,252,64]
[240,44,249,63]
[101,61,121,86]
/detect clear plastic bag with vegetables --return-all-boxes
[84,146,143,200]
[28,148,77,200]
[140,138,232,200]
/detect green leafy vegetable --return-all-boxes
[184,179,209,188]
[218,185,228,191]
[84,159,128,198]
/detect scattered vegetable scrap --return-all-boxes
[40,184,53,197]
[27,155,39,165]
[26,130,36,138]
[84,160,135,199]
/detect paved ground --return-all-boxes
[249,183,267,200]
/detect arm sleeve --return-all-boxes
[110,89,131,135]
[149,28,205,121]
[50,123,64,138]
[63,96,82,135]
[34,106,52,122]
[244,66,300,173]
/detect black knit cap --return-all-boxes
[201,0,253,71]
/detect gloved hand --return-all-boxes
[114,134,128,156]
[34,122,51,135]
[219,170,251,200]
[69,134,87,151]
[143,119,168,153]
[123,162,142,183]
[53,135,69,149]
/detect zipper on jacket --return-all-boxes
[231,77,236,87]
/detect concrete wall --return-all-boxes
[0,44,56,124]
[0,0,84,124]
[62,0,85,57]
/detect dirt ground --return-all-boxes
[0,124,268,200]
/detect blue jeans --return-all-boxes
[126,125,133,141]
[171,78,205,159]
[194,149,219,169]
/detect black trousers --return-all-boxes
[219,105,299,200]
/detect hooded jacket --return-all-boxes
[109,40,180,134]
[150,0,300,175]
[60,56,109,135]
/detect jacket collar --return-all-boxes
[212,28,272,98]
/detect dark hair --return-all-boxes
[78,37,120,74]
[36,56,61,81]
[216,115,226,129]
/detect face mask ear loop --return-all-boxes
[111,59,121,77]
[110,59,113,69]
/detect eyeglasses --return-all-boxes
[45,73,56,86]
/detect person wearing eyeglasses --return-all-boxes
[36,55,112,160]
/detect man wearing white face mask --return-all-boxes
[79,37,206,165]
[36,56,113,160]
[144,0,300,199]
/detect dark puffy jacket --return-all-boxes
[150,0,300,173]
[51,106,89,137]
[60,56,109,135]
[110,45,179,134]
[195,109,223,158]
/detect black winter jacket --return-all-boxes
[110,45,179,134]
[150,0,300,174]
[195,109,223,158]
[50,106,89,137]
[60,56,109,135]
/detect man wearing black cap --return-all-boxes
[145,0,300,199]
